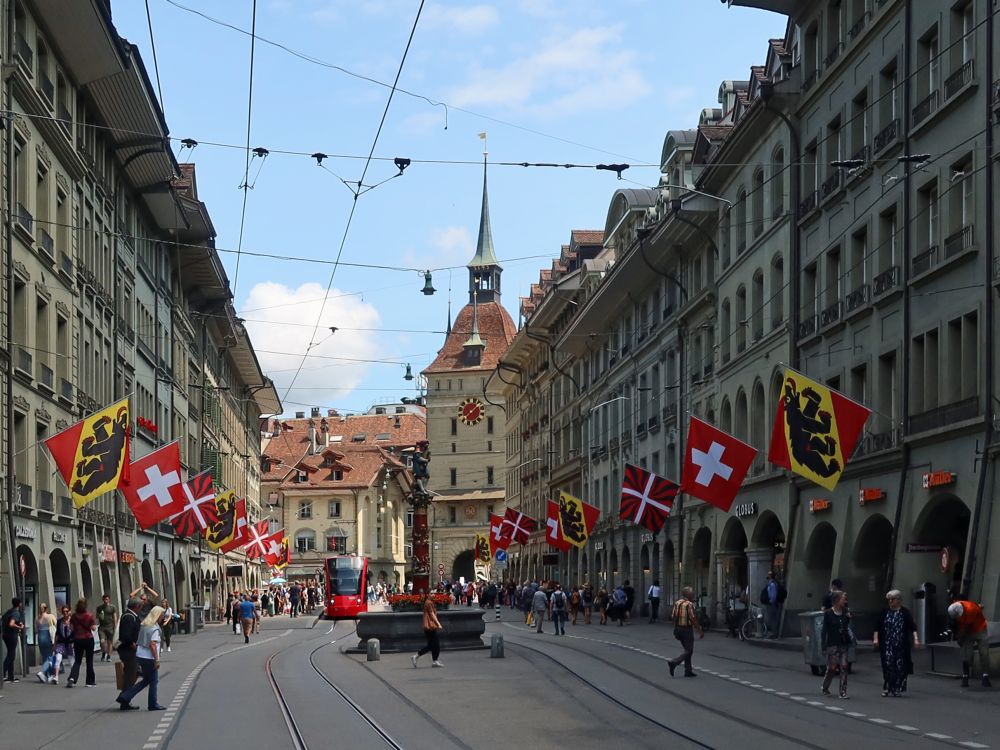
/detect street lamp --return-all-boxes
[589,396,631,413]
[511,458,544,471]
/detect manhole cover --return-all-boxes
[19,709,65,715]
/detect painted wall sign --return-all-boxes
[119,551,136,564]
[101,544,116,562]
[594,542,605,551]
[735,502,758,518]
[51,531,67,544]
[809,499,832,513]
[858,488,885,505]
[905,543,942,553]
[14,524,36,540]
[922,471,955,489]
[143,543,153,555]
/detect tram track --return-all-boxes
[265,620,406,750]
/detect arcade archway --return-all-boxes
[49,549,71,611]
[853,514,893,612]
[452,550,475,583]
[912,495,971,598]
[802,522,838,603]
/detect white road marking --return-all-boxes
[869,718,892,725]
[825,706,843,712]
[925,734,953,740]
[959,743,990,749]
[806,701,824,706]
[896,726,918,732]
[845,712,866,718]
[790,696,806,701]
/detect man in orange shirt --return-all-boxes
[947,600,992,688]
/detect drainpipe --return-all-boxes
[962,3,995,601]
[886,0,914,593]
[761,82,801,636]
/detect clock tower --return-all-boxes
[421,161,516,586]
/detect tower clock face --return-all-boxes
[459,398,485,426]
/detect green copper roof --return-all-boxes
[468,160,500,269]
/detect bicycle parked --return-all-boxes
[740,603,769,640]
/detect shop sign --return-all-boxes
[858,488,885,506]
[101,544,116,562]
[594,542,605,551]
[119,551,136,564]
[735,502,758,518]
[51,531,67,544]
[809,499,832,513]
[143,543,153,556]
[906,543,942,553]
[14,524,36,540]
[640,532,654,543]
[922,471,955,489]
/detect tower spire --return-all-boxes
[463,289,485,359]
[468,149,502,304]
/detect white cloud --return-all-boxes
[517,0,560,18]
[422,3,499,34]
[241,281,382,412]
[448,25,650,117]
[402,225,475,270]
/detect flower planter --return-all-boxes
[351,608,488,653]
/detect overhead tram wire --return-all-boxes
[144,0,166,115]
[232,0,259,298]
[279,0,427,406]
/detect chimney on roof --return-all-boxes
[271,419,281,437]
[327,408,338,417]
[311,406,320,418]
[320,418,330,447]
[295,411,305,419]
[394,415,401,429]
[308,419,318,455]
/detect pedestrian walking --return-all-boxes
[947,598,992,688]
[34,603,57,682]
[596,587,610,625]
[623,580,635,624]
[532,586,549,633]
[821,578,844,610]
[521,583,534,626]
[95,594,117,662]
[66,598,96,688]
[411,592,444,668]
[49,606,74,685]
[582,584,594,625]
[231,594,242,632]
[647,580,662,623]
[130,583,159,617]
[821,590,852,699]
[761,571,785,638]
[117,598,142,691]
[873,589,919,697]
[550,584,568,635]
[611,584,627,626]
[667,587,703,677]
[239,595,256,644]
[288,583,301,618]
[569,586,581,625]
[116,605,166,711]
[159,599,174,653]
[1,597,25,682]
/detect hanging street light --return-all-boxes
[421,271,436,296]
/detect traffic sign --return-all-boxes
[494,549,507,563]
[494,561,507,570]
[437,563,445,572]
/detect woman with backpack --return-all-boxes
[596,587,610,625]
[569,586,581,625]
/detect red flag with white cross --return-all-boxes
[680,416,757,512]
[545,500,572,551]
[169,471,218,538]
[244,520,272,559]
[120,441,187,529]
[499,507,536,545]
[488,513,511,557]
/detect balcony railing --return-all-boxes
[944,59,974,101]
[798,314,818,339]
[849,144,870,170]
[38,70,54,103]
[16,346,32,375]
[15,31,32,68]
[853,428,900,457]
[943,224,973,259]
[59,495,73,516]
[911,246,938,276]
[37,362,54,390]
[38,490,54,512]
[908,396,979,434]
[848,13,869,41]
[820,301,842,327]
[60,251,73,277]
[663,403,678,423]
[823,43,843,68]
[802,68,820,94]
[704,362,715,378]
[17,483,32,508]
[798,190,818,217]
[845,284,870,312]
[772,203,784,220]
[38,228,54,259]
[737,240,747,255]
[60,377,74,402]
[57,103,72,136]
[821,170,842,200]
[873,118,899,153]
[16,202,33,234]
[872,265,901,296]
[772,316,784,330]
[753,222,764,239]
[911,90,939,126]
[648,415,659,431]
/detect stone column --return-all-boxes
[746,548,773,609]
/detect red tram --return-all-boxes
[323,555,369,619]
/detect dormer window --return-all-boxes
[375,433,391,441]
[294,471,308,483]
[351,434,366,442]
[332,469,344,481]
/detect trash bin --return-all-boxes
[912,582,937,645]
[188,604,204,632]
[800,610,826,675]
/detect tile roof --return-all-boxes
[423,301,517,373]
[571,229,605,245]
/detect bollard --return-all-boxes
[366,638,381,662]
[495,605,501,621]
[490,633,504,659]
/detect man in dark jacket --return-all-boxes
[116,597,143,703]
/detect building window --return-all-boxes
[405,508,414,528]
[487,466,494,485]
[295,530,316,553]
[450,418,457,436]
[449,468,457,486]
[328,500,341,518]
[326,534,347,553]
[451,443,456,453]
[487,416,494,434]
[298,501,313,520]
[448,506,457,524]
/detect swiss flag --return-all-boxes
[488,513,511,557]
[499,508,536,545]
[220,499,249,553]
[680,416,757,512]
[120,441,187,529]
[244,520,273,559]
[545,500,571,551]
[262,530,287,566]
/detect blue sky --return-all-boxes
[112,0,784,415]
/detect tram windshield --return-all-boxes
[326,557,365,595]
